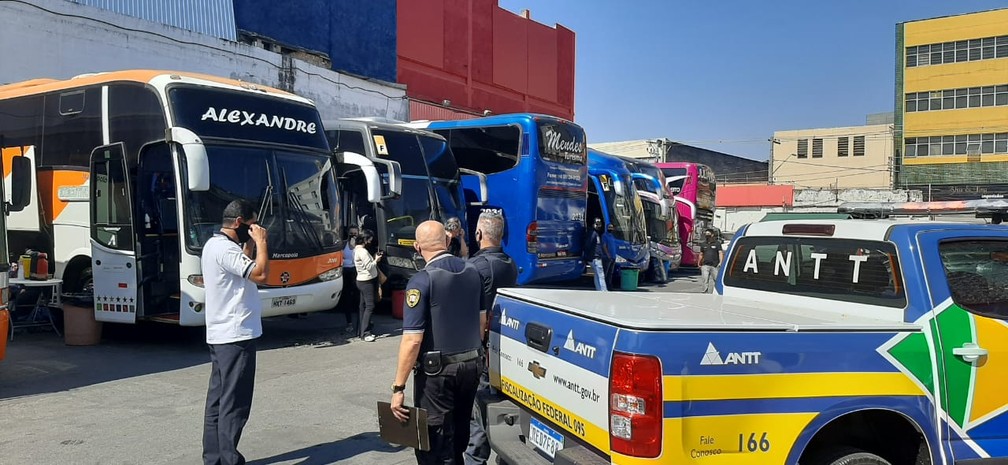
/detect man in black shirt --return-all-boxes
[584,218,611,291]
[464,211,518,465]
[700,229,723,293]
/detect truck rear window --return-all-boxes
[724,237,906,308]
[939,240,1008,319]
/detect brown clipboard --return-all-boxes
[377,401,430,451]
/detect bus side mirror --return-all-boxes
[8,156,32,212]
[168,127,210,192]
[373,158,402,200]
[459,168,488,205]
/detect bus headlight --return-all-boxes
[387,256,416,270]
[615,255,628,264]
[319,268,343,282]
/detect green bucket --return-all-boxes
[620,268,639,291]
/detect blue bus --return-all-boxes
[424,114,588,285]
[587,149,650,280]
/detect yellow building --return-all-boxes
[897,8,1008,200]
[771,124,894,189]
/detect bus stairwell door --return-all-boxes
[90,144,139,323]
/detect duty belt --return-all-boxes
[441,349,480,364]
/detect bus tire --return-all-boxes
[67,265,93,294]
[808,447,892,465]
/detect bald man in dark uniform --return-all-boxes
[389,221,484,465]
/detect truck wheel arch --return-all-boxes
[795,408,932,465]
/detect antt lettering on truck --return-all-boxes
[486,219,1008,465]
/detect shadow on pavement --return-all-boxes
[0,310,392,400]
[247,431,406,465]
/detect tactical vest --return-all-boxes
[423,262,482,354]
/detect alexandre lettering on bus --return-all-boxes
[200,107,318,134]
[741,249,873,284]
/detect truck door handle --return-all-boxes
[953,343,988,363]
[525,323,553,354]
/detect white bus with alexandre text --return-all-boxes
[0,70,345,325]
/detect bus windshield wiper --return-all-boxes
[257,159,274,221]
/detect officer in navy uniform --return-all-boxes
[390,220,485,465]
[464,211,518,465]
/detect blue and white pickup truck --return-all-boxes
[485,219,1008,465]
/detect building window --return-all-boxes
[838,137,849,157]
[904,132,1008,158]
[907,34,1008,68]
[904,138,916,157]
[905,83,1008,112]
[812,138,823,158]
[853,136,865,157]
[797,139,808,158]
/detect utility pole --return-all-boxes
[768,137,781,184]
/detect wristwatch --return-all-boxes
[391,384,406,393]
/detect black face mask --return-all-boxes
[231,223,251,243]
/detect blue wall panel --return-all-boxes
[233,0,397,82]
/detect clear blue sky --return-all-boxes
[498,0,1008,160]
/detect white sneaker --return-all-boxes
[363,334,376,342]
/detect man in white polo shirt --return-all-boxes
[201,199,269,465]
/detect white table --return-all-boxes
[9,277,63,340]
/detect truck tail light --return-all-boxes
[609,352,663,458]
[526,221,538,253]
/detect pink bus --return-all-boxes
[656,162,716,267]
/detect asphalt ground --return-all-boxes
[0,268,703,464]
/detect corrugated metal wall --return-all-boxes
[67,0,236,40]
[409,99,479,122]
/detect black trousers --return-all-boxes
[414,358,481,465]
[338,267,358,326]
[203,338,257,465]
[356,278,378,338]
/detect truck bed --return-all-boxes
[496,288,920,332]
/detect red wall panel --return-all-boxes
[442,0,469,76]
[397,0,574,121]
[556,25,575,108]
[492,8,528,93]
[526,21,557,102]
[397,0,443,68]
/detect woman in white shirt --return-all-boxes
[354,229,383,342]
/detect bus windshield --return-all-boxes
[604,174,647,243]
[420,134,464,218]
[641,198,668,243]
[184,145,341,257]
[368,129,464,246]
[662,167,688,196]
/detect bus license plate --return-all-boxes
[271,296,297,308]
[529,417,564,459]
